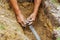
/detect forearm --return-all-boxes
[10,0,21,15]
[33,0,41,14]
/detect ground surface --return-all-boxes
[0,0,59,40]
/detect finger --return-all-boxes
[17,20,25,27]
[24,20,27,24]
[27,17,32,21]
[27,18,32,22]
[28,22,33,25]
[18,20,25,27]
[28,19,35,23]
[25,20,33,25]
[21,22,25,27]
[30,18,35,21]
[25,20,29,24]
[21,21,26,27]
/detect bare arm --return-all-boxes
[10,0,41,16]
[10,0,42,25]
[10,0,21,15]
[10,0,26,27]
[27,0,42,24]
[33,0,41,14]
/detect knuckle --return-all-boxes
[33,19,35,21]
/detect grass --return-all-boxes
[57,37,60,40]
[0,24,5,30]
[51,0,60,5]
[51,0,58,3]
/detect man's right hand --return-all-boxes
[17,14,26,27]
[10,0,26,27]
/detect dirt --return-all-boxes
[0,0,54,40]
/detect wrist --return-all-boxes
[15,10,22,16]
[32,12,38,16]
[33,11,38,15]
[33,8,38,15]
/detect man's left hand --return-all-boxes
[27,13,37,25]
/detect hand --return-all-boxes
[27,13,37,25]
[17,14,26,27]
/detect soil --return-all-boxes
[0,0,54,40]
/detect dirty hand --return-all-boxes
[27,13,37,25]
[17,14,26,27]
